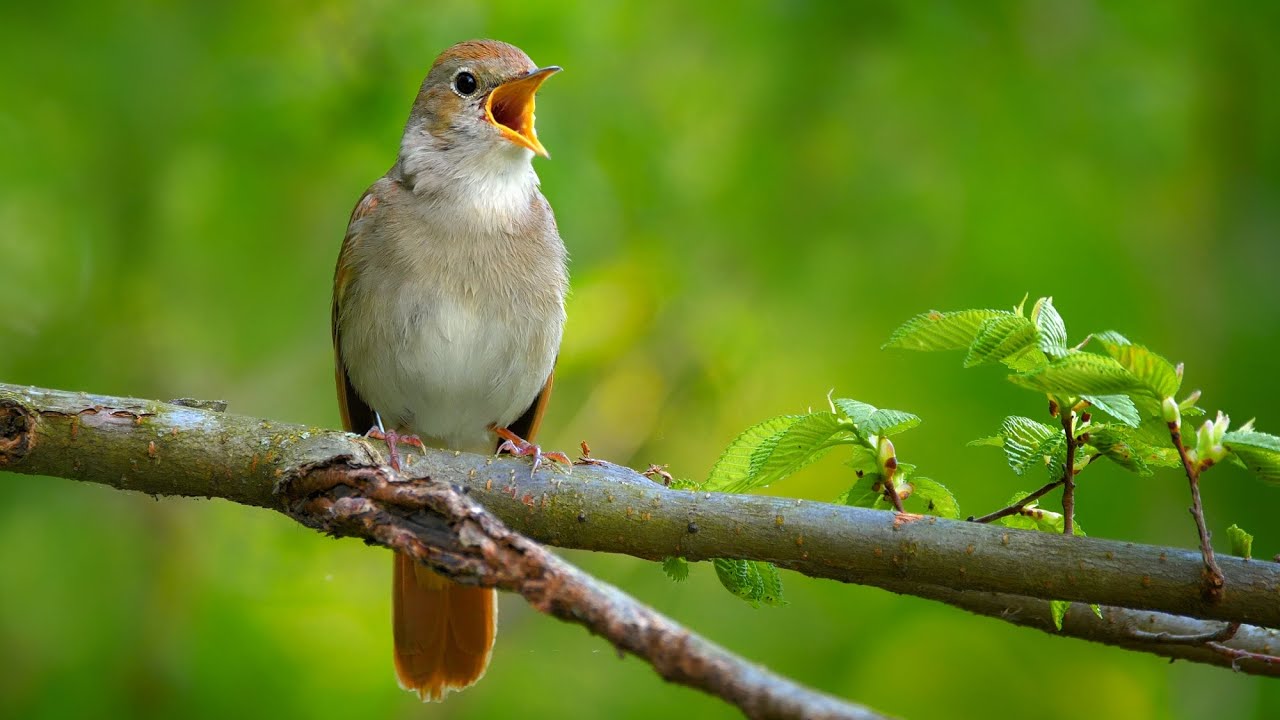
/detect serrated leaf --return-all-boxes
[964,314,1041,368]
[863,409,921,436]
[1034,431,1068,479]
[1050,600,1069,631]
[705,415,802,492]
[1223,431,1280,483]
[833,398,876,426]
[832,399,921,437]
[985,416,1059,476]
[968,434,1005,448]
[883,309,1014,352]
[908,477,961,519]
[1083,394,1140,428]
[713,558,785,607]
[838,472,887,509]
[1092,332,1181,398]
[1226,524,1253,560]
[662,556,690,582]
[1010,353,1144,396]
[1032,297,1069,358]
[844,444,879,473]
[706,413,852,493]
[1089,426,1154,476]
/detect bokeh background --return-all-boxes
[3,1,1279,718]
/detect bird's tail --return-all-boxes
[392,552,497,701]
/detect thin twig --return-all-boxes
[1169,421,1226,602]
[968,478,1065,524]
[1206,642,1280,671]
[1060,410,1078,536]
[1129,621,1240,645]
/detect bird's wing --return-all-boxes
[332,187,382,435]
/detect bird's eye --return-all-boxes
[453,71,478,96]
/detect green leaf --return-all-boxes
[908,477,961,519]
[1092,604,1104,620]
[1223,431,1280,483]
[1033,431,1068,479]
[1032,297,1069,358]
[1082,394,1141,428]
[863,408,921,436]
[983,416,1059,476]
[883,309,1013,352]
[1088,426,1154,475]
[1093,331,1181,398]
[832,398,921,437]
[706,413,852,493]
[1010,353,1144,396]
[1226,524,1253,560]
[1050,600,1069,631]
[838,472,887,509]
[662,556,690,582]
[713,558,786,607]
[963,314,1041,368]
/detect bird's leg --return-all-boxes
[366,413,424,472]
[494,426,571,476]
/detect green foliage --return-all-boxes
[882,308,1013,352]
[673,395,939,604]
[661,556,690,582]
[704,413,854,494]
[972,416,1057,476]
[833,399,922,437]
[1092,332,1182,399]
[1226,524,1254,560]
[712,559,785,607]
[1010,353,1145,396]
[964,314,1040,369]
[1082,394,1140,428]
[1049,600,1070,631]
[909,477,961,520]
[1223,431,1280,482]
[1032,297,1069,359]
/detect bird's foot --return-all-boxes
[366,426,425,472]
[495,426,571,476]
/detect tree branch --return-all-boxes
[4,382,1280,683]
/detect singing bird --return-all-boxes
[331,39,568,701]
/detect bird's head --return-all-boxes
[400,39,559,193]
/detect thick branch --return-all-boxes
[281,459,879,719]
[4,383,1280,679]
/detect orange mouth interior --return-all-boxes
[485,66,560,157]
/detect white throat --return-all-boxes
[399,130,540,231]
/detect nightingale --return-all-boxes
[331,39,567,701]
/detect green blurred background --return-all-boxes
[3,1,1278,718]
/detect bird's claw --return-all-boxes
[495,427,571,477]
[366,426,424,472]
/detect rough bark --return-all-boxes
[3,382,1278,680]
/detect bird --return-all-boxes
[330,39,568,702]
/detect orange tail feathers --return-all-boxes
[392,552,497,702]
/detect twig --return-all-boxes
[1060,410,1078,536]
[280,459,883,720]
[1169,420,1226,602]
[968,478,1064,524]
[1206,642,1280,671]
[1129,621,1239,645]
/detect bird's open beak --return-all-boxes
[486,66,561,158]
